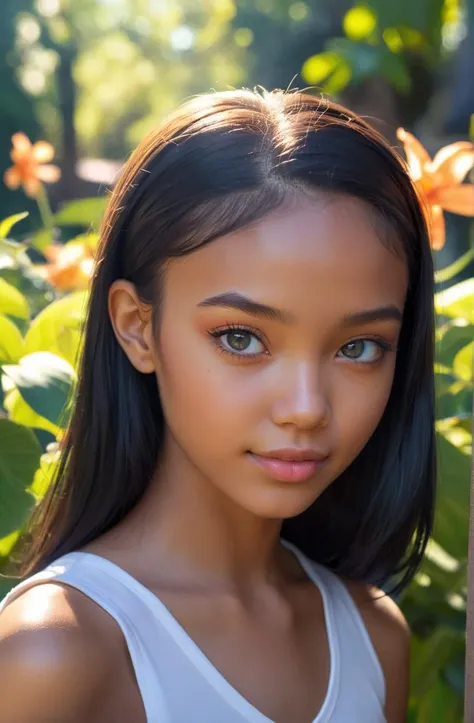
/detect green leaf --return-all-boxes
[0,238,30,271]
[0,212,29,240]
[0,315,23,364]
[0,278,29,320]
[436,322,474,368]
[0,530,20,557]
[3,352,76,428]
[3,388,60,437]
[54,197,107,228]
[0,419,40,538]
[433,434,471,558]
[410,626,463,698]
[30,449,59,500]
[435,248,474,284]
[23,290,87,367]
[435,279,474,323]
[453,342,473,382]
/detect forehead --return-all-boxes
[163,193,408,318]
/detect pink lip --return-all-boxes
[249,451,328,483]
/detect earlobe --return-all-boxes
[108,280,156,374]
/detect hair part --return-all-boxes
[16,88,436,594]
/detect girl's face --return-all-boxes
[152,192,408,519]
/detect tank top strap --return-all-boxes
[0,552,171,723]
[281,538,386,707]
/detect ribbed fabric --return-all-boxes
[0,539,386,722]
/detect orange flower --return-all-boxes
[3,132,61,198]
[397,128,474,250]
[37,241,95,291]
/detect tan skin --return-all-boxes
[0,192,410,723]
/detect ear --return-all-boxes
[108,280,156,374]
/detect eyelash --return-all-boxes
[209,323,268,361]
[208,324,395,364]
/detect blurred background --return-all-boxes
[0,1,473,722]
[1,0,473,251]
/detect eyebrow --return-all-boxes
[197,292,403,326]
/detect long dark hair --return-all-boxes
[19,88,436,592]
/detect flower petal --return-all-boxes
[431,142,474,184]
[23,176,41,198]
[427,204,446,250]
[11,132,32,159]
[397,127,431,182]
[437,185,474,216]
[42,244,62,263]
[36,164,61,183]
[3,166,21,189]
[32,141,55,164]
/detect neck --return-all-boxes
[111,438,286,594]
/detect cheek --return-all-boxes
[156,324,259,453]
[333,364,395,459]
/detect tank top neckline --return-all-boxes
[61,538,340,723]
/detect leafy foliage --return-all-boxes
[0,197,471,721]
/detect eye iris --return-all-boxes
[227,331,251,351]
[344,340,364,358]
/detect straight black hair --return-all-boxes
[18,88,436,593]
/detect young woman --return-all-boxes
[0,88,435,723]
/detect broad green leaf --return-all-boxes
[3,388,60,436]
[0,278,29,320]
[0,212,29,240]
[410,626,463,698]
[0,238,30,270]
[0,531,19,557]
[3,352,75,428]
[24,290,88,367]
[0,315,23,363]
[435,248,474,284]
[0,419,40,537]
[30,449,60,500]
[433,434,471,558]
[416,676,464,722]
[54,197,107,228]
[453,342,473,382]
[436,322,474,368]
[435,279,474,323]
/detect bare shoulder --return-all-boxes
[0,582,125,723]
[342,578,410,723]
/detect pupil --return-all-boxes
[228,332,250,351]
[345,341,363,358]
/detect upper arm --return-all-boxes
[0,583,118,723]
[344,580,410,723]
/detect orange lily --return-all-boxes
[3,132,61,198]
[397,128,474,250]
[36,241,95,291]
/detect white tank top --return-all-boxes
[0,539,386,722]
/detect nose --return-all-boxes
[271,360,330,431]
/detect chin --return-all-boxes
[234,487,320,521]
